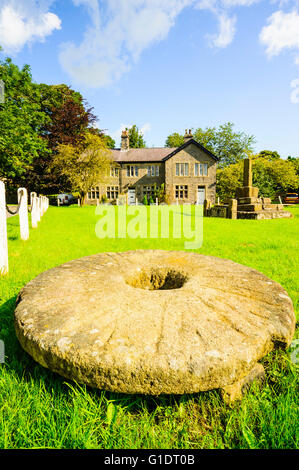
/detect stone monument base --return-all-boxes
[236,189,292,220]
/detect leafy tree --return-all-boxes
[127,125,146,148]
[194,122,256,168]
[142,194,148,205]
[27,84,97,192]
[216,162,243,200]
[164,123,256,167]
[153,183,167,204]
[38,84,96,150]
[258,158,298,196]
[216,158,299,200]
[165,132,185,148]
[0,58,48,182]
[287,156,299,177]
[258,150,281,160]
[102,135,115,149]
[88,128,115,149]
[51,134,112,205]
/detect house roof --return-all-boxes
[111,147,176,163]
[162,139,219,162]
[110,139,219,163]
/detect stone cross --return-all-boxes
[243,158,252,187]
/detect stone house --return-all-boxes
[87,130,218,205]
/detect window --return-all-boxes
[147,165,159,177]
[143,185,157,199]
[195,163,208,176]
[127,166,138,177]
[107,186,119,200]
[110,167,119,177]
[88,187,100,200]
[175,185,188,199]
[175,163,189,176]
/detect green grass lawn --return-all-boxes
[0,205,298,449]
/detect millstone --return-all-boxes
[14,250,295,399]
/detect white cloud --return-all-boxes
[290,78,299,103]
[208,12,237,48]
[59,0,261,88]
[140,122,151,135]
[59,0,195,88]
[0,1,61,53]
[0,0,261,87]
[260,10,299,57]
[196,0,260,49]
[222,0,260,6]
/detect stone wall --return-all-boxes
[120,163,163,201]
[164,144,217,204]
[86,142,217,204]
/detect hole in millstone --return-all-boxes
[126,267,188,291]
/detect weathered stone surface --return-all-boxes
[235,160,292,220]
[236,186,259,199]
[221,363,266,403]
[14,250,295,396]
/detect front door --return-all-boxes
[128,188,136,205]
[197,186,205,205]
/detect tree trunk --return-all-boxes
[80,193,87,206]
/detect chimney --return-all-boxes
[184,129,193,143]
[121,130,129,151]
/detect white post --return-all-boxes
[279,196,282,204]
[96,198,99,206]
[78,199,80,207]
[36,197,41,222]
[176,198,179,206]
[40,196,45,216]
[18,188,29,241]
[156,198,158,206]
[42,196,46,215]
[136,198,138,206]
[0,181,8,275]
[57,198,60,207]
[39,196,43,218]
[31,195,38,228]
[218,197,220,205]
[116,198,119,206]
[30,192,35,208]
[30,192,37,228]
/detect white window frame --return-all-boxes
[147,165,159,177]
[176,163,189,176]
[195,163,208,176]
[127,165,138,177]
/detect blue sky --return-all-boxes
[1,1,299,157]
